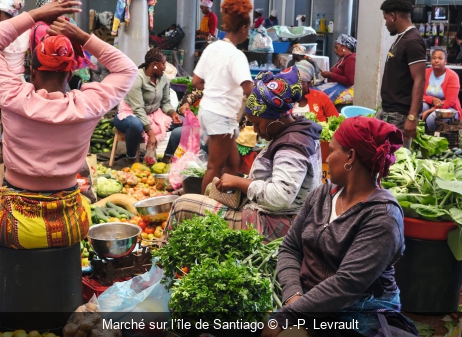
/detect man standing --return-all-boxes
[377,0,426,143]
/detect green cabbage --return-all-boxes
[97,177,123,197]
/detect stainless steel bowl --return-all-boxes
[435,109,456,119]
[133,195,178,223]
[88,222,141,259]
[154,173,173,192]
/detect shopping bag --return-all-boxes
[172,109,200,162]
[77,154,98,203]
[249,26,274,53]
[98,265,171,327]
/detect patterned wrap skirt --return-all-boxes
[0,186,91,249]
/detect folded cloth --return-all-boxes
[118,100,173,143]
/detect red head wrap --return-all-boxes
[33,35,77,72]
[333,116,404,186]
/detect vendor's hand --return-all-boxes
[261,325,282,337]
[215,173,239,192]
[179,103,190,115]
[172,112,182,124]
[432,97,443,107]
[29,0,82,25]
[421,109,434,121]
[47,17,91,45]
[320,70,332,78]
[147,132,158,149]
[404,117,418,140]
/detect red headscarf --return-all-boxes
[333,116,404,186]
[33,35,77,72]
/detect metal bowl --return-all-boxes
[154,173,173,192]
[88,222,141,259]
[435,109,456,119]
[133,195,179,223]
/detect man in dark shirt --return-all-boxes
[378,0,426,143]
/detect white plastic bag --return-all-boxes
[249,27,274,53]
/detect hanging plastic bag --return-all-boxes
[173,109,200,161]
[144,145,157,166]
[77,154,98,203]
[249,26,274,53]
[98,264,171,331]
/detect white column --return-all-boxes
[117,0,149,67]
[177,0,198,74]
[354,0,395,109]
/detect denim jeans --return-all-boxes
[113,115,143,158]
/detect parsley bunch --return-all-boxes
[169,258,272,323]
[152,212,263,289]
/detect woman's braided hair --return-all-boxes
[139,48,164,69]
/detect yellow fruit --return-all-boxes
[13,331,26,337]
[131,163,150,172]
[141,232,148,239]
[152,162,166,174]
[3,332,13,337]
[43,334,56,337]
[147,233,155,240]
[163,164,171,173]
[28,332,40,337]
[154,227,163,238]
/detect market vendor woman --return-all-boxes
[0,0,138,249]
[169,66,323,241]
[262,117,418,337]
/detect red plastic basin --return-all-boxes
[404,217,458,241]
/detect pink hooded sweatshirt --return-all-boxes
[0,13,138,191]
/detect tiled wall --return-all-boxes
[312,0,336,25]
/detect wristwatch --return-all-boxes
[407,115,416,121]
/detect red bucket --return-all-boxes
[404,217,458,241]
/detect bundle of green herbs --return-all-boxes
[152,212,283,324]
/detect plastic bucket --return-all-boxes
[395,237,462,313]
[0,244,82,330]
[183,177,203,195]
[340,105,375,118]
[404,217,457,241]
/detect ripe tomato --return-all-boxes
[145,226,155,234]
[137,220,148,231]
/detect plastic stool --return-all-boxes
[340,105,375,118]
[108,130,145,167]
[0,244,82,330]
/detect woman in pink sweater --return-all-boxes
[0,0,138,249]
[422,49,462,132]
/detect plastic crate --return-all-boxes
[440,131,460,148]
[82,276,108,302]
[250,67,281,79]
[272,42,290,54]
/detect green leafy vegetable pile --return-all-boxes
[384,148,462,223]
[303,113,346,142]
[170,76,191,85]
[152,212,283,324]
[412,122,449,158]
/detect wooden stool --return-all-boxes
[109,131,145,167]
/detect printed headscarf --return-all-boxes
[200,0,213,8]
[296,60,315,83]
[32,35,77,72]
[255,8,264,14]
[335,34,357,51]
[246,66,303,120]
[0,0,24,17]
[292,43,306,56]
[333,117,403,186]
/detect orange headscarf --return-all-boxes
[32,35,77,72]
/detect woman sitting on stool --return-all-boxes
[421,49,462,132]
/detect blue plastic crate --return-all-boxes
[250,67,282,78]
[272,42,290,54]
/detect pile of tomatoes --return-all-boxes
[137,219,166,245]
